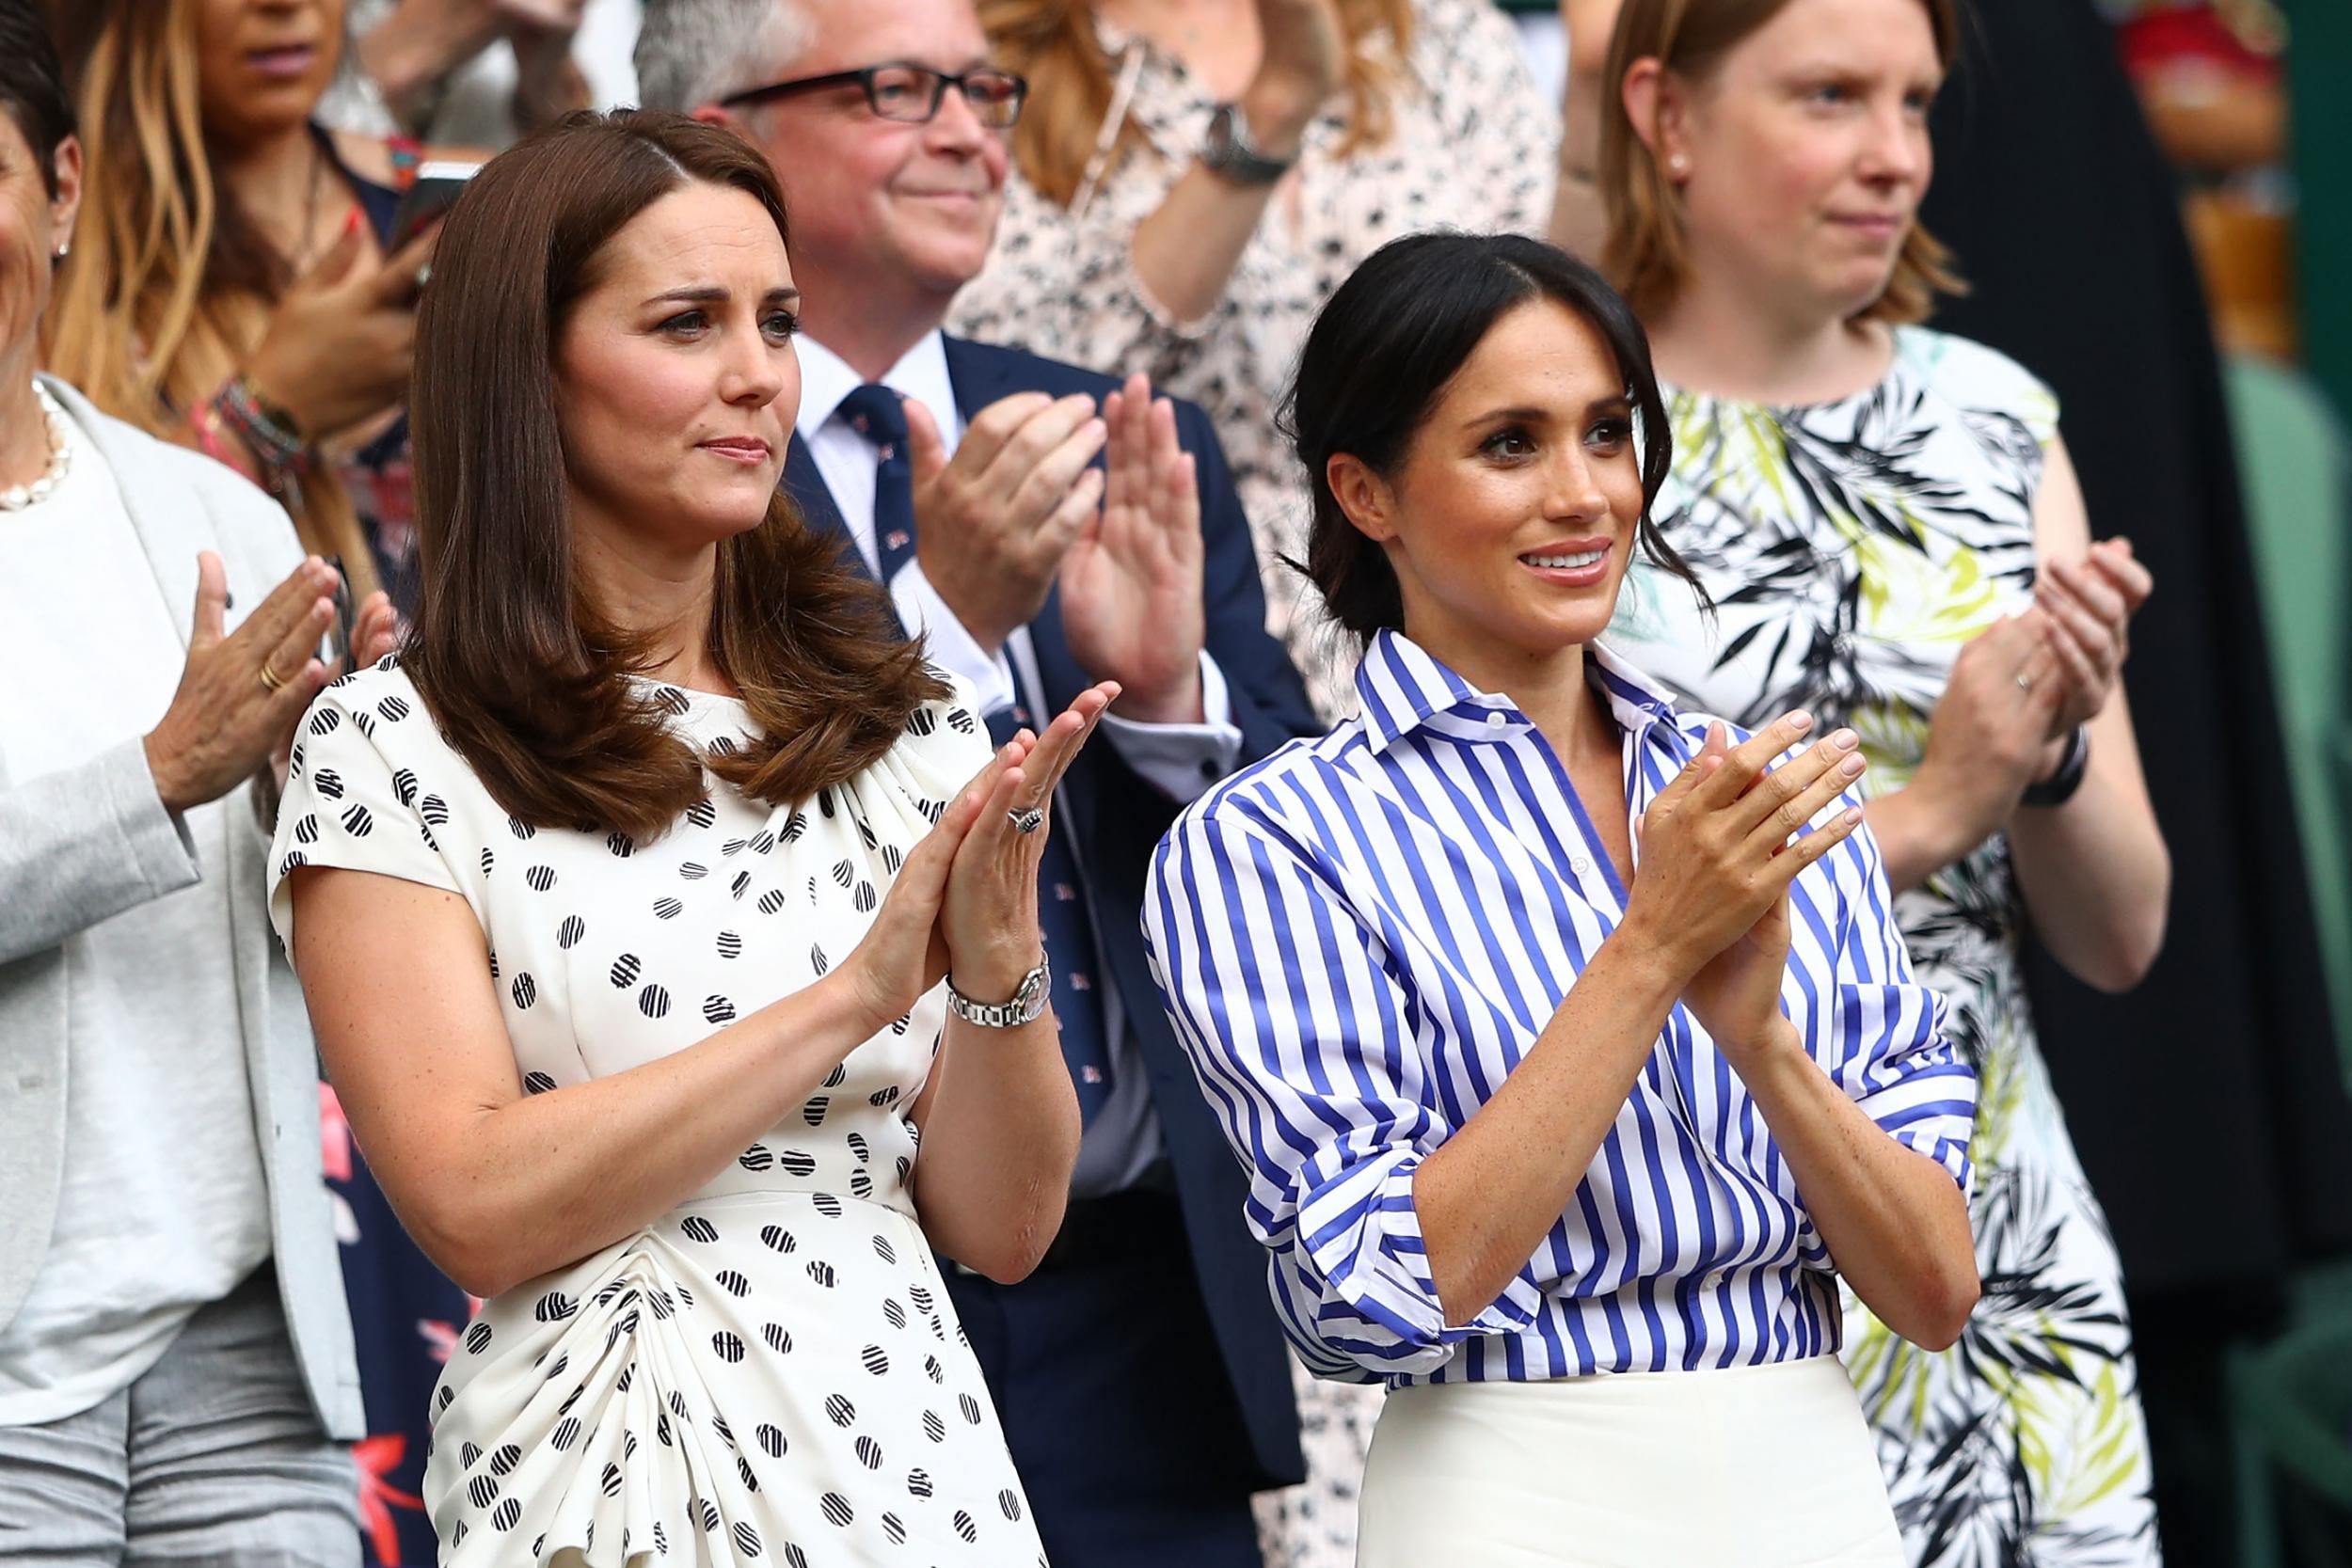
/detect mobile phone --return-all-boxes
[389,160,484,248]
[324,555,358,670]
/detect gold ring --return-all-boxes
[258,661,287,693]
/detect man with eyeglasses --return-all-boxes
[636,4,1315,1565]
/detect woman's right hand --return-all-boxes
[835,744,1016,1035]
[244,213,439,442]
[1619,711,1869,986]
[1244,0,1346,153]
[145,553,342,815]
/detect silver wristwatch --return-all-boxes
[946,959,1052,1028]
[1200,103,1296,186]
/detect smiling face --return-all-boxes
[553,181,803,562]
[1334,296,1648,686]
[194,0,344,150]
[727,0,1007,320]
[1661,0,1943,324]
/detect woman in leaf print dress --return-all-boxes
[1590,0,2173,1563]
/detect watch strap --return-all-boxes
[2020,723,2091,808]
[1201,103,1295,186]
[946,959,1052,1028]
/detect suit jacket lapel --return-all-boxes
[47,376,214,652]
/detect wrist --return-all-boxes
[1109,663,1204,726]
[1237,83,1315,159]
[1904,760,2000,862]
[1597,918,1699,1011]
[948,941,1046,1006]
[143,730,192,817]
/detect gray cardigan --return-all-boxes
[0,376,363,1440]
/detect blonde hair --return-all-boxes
[1598,0,1965,325]
[41,0,379,595]
[982,0,1416,209]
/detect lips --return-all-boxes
[246,43,319,79]
[1518,539,1614,588]
[699,438,773,463]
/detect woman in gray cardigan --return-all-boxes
[0,5,394,1558]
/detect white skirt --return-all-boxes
[1357,1355,1902,1568]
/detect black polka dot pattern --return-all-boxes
[268,672,1039,1559]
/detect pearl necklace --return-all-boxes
[0,381,72,512]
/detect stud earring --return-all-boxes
[51,241,70,261]
[1667,152,1690,176]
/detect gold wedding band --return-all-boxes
[258,661,287,693]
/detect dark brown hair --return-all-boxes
[0,0,73,198]
[1599,0,1965,325]
[405,108,946,840]
[1281,231,1704,642]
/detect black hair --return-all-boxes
[0,0,72,198]
[1279,230,1704,641]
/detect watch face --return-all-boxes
[1205,105,1235,164]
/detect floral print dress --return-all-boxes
[1607,327,2162,1568]
[949,0,1557,718]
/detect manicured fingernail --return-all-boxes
[1789,711,1814,732]
[1844,808,1865,826]
[1832,728,1859,750]
[1840,753,1867,777]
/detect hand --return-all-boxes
[1911,610,2068,844]
[835,752,1003,1035]
[1621,713,1869,1043]
[1243,0,1345,153]
[1058,375,1206,724]
[2032,538,2152,739]
[146,554,342,816]
[939,683,1120,999]
[907,391,1106,654]
[350,591,403,669]
[245,214,438,442]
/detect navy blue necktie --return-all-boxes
[836,383,1114,1125]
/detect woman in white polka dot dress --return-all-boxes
[268,112,1114,1566]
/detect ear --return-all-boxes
[47,134,82,255]
[1620,57,1689,179]
[691,103,741,133]
[1326,451,1398,545]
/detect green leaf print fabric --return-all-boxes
[1609,326,2161,1567]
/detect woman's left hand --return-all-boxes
[2033,537,2153,740]
[938,683,1120,1001]
[350,590,402,669]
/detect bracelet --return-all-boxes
[2020,723,2091,808]
[215,372,310,473]
[188,398,259,483]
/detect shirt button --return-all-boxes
[1571,856,1593,876]
[1485,712,1508,730]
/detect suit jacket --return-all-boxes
[786,335,1317,1488]
[0,376,364,1439]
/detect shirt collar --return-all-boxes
[1354,628,1684,756]
[793,329,961,447]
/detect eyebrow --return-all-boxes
[643,285,803,307]
[1461,395,1632,428]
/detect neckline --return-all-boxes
[1661,325,1917,419]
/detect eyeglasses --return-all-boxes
[719,62,1028,128]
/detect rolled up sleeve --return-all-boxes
[1824,817,1977,1196]
[1144,799,1534,1382]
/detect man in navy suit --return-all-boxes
[637,1,1319,1561]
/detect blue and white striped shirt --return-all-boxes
[1142,631,1974,1386]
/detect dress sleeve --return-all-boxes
[1817,804,1978,1195]
[267,672,468,952]
[1144,792,1549,1383]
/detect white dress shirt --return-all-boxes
[793,329,1241,1195]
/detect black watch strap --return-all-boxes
[1200,103,1295,186]
[2020,724,2091,808]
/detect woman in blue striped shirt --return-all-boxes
[1142,232,1979,1566]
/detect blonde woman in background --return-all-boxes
[42,0,468,610]
[1591,0,2169,1560]
[949,0,1590,721]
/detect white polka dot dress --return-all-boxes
[268,657,1050,1567]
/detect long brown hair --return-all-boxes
[1598,0,1965,325]
[984,0,1415,209]
[404,109,946,841]
[40,0,378,594]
